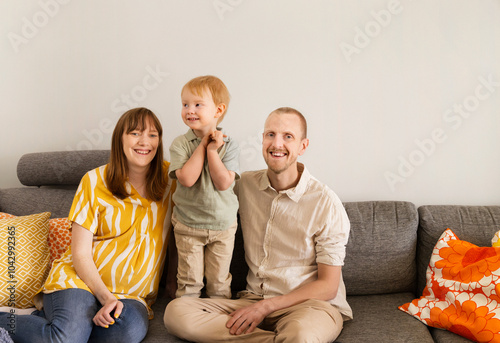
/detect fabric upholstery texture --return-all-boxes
[343,201,418,295]
[17,150,110,186]
[0,212,51,308]
[431,327,480,343]
[338,293,435,343]
[0,188,78,219]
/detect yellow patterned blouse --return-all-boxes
[36,162,175,318]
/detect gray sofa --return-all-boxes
[1,150,499,343]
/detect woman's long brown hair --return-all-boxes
[106,107,167,201]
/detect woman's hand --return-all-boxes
[93,297,124,328]
[72,223,126,328]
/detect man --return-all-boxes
[164,107,352,342]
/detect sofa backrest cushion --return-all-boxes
[0,150,110,218]
[342,201,418,296]
[417,205,500,296]
[0,188,78,218]
[17,150,110,186]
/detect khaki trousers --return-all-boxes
[164,293,344,343]
[173,215,237,299]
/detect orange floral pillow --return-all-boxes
[0,213,71,264]
[0,213,15,220]
[47,217,72,263]
[400,229,500,342]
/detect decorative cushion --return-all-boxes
[0,213,72,264]
[400,228,500,342]
[47,218,72,263]
[492,230,500,247]
[0,212,51,308]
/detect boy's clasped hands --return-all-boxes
[202,130,226,151]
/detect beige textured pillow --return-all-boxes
[0,212,51,308]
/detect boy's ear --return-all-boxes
[215,103,226,118]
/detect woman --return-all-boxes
[1,107,175,342]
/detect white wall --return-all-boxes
[1,0,499,207]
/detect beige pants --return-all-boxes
[164,293,344,343]
[173,215,237,299]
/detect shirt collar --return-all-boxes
[185,129,199,141]
[184,127,228,142]
[258,163,311,202]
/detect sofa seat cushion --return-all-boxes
[144,294,187,343]
[431,327,476,343]
[337,293,434,343]
[146,293,435,343]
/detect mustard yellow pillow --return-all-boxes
[492,230,500,247]
[0,213,72,264]
[0,212,51,308]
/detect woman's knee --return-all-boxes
[116,300,148,338]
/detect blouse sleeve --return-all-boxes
[68,169,100,234]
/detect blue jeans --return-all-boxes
[0,288,149,343]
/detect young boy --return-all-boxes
[168,75,239,299]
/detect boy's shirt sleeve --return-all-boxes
[221,137,240,180]
[168,136,189,180]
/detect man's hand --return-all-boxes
[225,265,341,335]
[226,300,274,335]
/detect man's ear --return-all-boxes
[298,138,310,156]
[215,103,227,118]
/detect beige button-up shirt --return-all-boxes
[235,164,352,319]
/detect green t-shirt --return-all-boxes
[168,128,240,231]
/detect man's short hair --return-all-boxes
[271,107,307,139]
